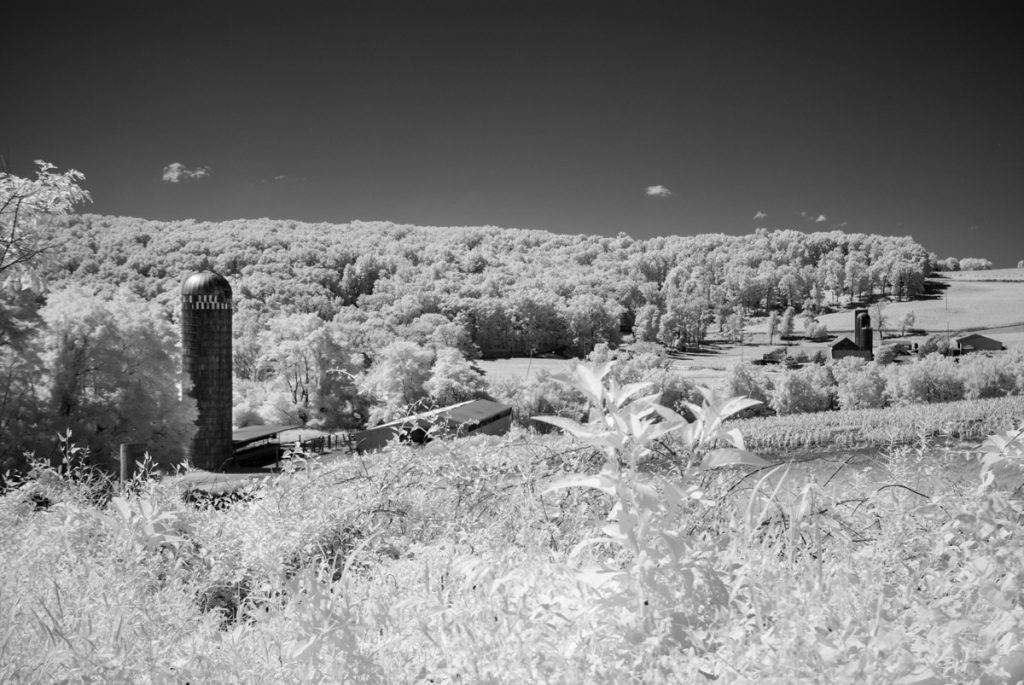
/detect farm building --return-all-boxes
[353,399,513,454]
[956,334,1004,353]
[221,424,301,470]
[831,309,874,361]
[831,336,873,361]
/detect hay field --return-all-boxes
[815,277,1024,337]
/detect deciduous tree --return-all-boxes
[357,341,434,425]
[425,348,488,406]
[1,161,90,285]
[42,287,197,469]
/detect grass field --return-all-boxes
[815,277,1024,337]
[938,267,1024,282]
[475,356,573,382]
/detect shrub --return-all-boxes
[601,345,701,413]
[886,353,965,404]
[875,345,898,365]
[1008,349,1024,393]
[958,353,1018,400]
[719,363,773,410]
[769,365,836,414]
[831,358,887,409]
[918,334,954,357]
[804,320,829,341]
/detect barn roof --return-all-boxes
[373,399,512,430]
[956,333,1001,345]
[232,424,301,446]
[435,399,512,425]
[831,336,861,350]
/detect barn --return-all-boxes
[831,336,873,361]
[223,424,301,469]
[353,399,513,454]
[956,334,1004,353]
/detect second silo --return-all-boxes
[181,271,233,470]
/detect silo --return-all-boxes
[181,271,233,470]
[854,309,869,350]
[854,308,873,358]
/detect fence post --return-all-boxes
[119,444,147,483]
[119,443,131,483]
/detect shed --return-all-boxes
[831,336,873,361]
[354,399,513,454]
[956,334,1004,353]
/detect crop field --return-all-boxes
[732,394,1024,457]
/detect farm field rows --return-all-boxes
[732,394,1024,457]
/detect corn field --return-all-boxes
[730,394,1024,456]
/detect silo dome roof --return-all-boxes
[182,271,232,297]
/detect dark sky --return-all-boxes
[5,0,1023,264]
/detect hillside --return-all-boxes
[819,278,1024,334]
[41,214,932,359]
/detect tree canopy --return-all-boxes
[37,216,933,357]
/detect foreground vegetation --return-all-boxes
[3,367,1024,683]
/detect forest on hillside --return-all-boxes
[41,214,933,358]
[0,194,944,471]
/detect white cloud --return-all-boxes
[815,214,827,223]
[753,210,767,220]
[162,162,212,183]
[645,185,673,198]
[273,175,287,181]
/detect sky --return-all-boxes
[5,0,1023,265]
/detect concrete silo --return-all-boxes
[181,271,233,470]
[854,308,873,354]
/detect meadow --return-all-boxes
[3,366,1024,683]
[815,276,1024,339]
